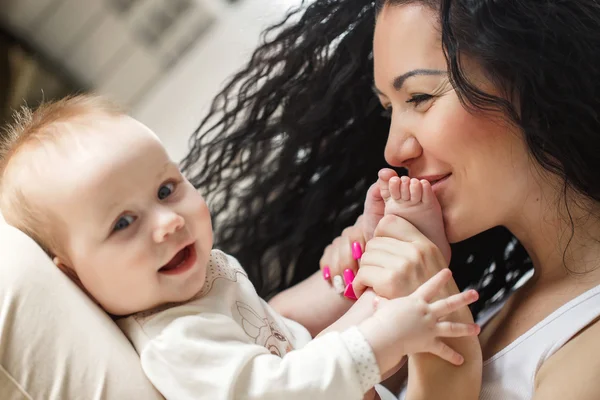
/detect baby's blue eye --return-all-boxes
[158,182,175,200]
[113,215,135,232]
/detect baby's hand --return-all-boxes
[358,269,480,375]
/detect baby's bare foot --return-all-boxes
[379,174,451,264]
[361,169,398,241]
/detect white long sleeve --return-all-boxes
[138,314,379,400]
[118,250,380,400]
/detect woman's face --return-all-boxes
[373,4,536,243]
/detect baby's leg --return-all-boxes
[379,174,451,264]
[317,289,378,337]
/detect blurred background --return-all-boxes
[0,0,302,161]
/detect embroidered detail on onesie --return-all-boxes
[197,250,247,298]
[236,301,293,357]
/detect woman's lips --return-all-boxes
[431,174,451,186]
[431,174,451,195]
[159,244,197,275]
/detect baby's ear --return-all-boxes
[53,257,101,308]
[53,257,83,287]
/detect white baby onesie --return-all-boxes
[118,249,380,400]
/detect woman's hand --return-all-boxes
[319,176,391,298]
[319,216,367,296]
[269,181,385,334]
[352,214,448,300]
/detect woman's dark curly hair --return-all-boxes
[182,0,600,316]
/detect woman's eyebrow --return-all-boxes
[392,69,446,90]
[372,69,447,96]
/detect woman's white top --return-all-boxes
[394,282,600,400]
[480,283,600,399]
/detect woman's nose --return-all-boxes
[384,117,422,167]
[153,210,185,243]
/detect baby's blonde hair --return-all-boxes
[0,94,124,257]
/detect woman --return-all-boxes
[183,0,600,398]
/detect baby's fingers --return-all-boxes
[435,321,481,338]
[411,268,452,302]
[430,289,479,318]
[429,340,465,366]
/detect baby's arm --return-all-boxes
[317,289,377,338]
[269,270,354,337]
[139,312,381,400]
[135,270,478,400]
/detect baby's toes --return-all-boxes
[378,176,391,202]
[400,176,411,201]
[377,168,398,202]
[409,178,423,204]
[389,176,403,201]
[420,179,435,206]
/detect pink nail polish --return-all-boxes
[344,284,357,300]
[343,268,355,285]
[352,242,363,260]
[322,266,331,280]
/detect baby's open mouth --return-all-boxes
[159,244,196,274]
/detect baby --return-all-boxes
[0,95,479,400]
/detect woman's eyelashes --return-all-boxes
[406,93,433,108]
[380,93,433,118]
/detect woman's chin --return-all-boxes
[447,233,463,244]
[443,209,477,244]
[446,221,488,244]
[445,221,471,244]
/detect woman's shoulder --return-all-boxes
[533,316,600,399]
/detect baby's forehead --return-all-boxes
[50,133,168,204]
[16,136,123,192]
[21,148,117,209]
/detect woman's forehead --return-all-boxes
[373,4,444,84]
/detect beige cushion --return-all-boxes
[0,219,163,399]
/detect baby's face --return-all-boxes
[38,115,213,315]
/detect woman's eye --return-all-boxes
[158,182,176,200]
[406,94,433,108]
[113,215,135,232]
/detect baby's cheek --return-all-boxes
[194,197,212,225]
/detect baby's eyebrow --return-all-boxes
[156,161,173,180]
[99,201,121,227]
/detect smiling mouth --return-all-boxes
[159,244,196,275]
[431,174,451,186]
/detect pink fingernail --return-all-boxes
[352,242,363,260]
[322,266,331,280]
[344,284,357,300]
[343,268,355,285]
